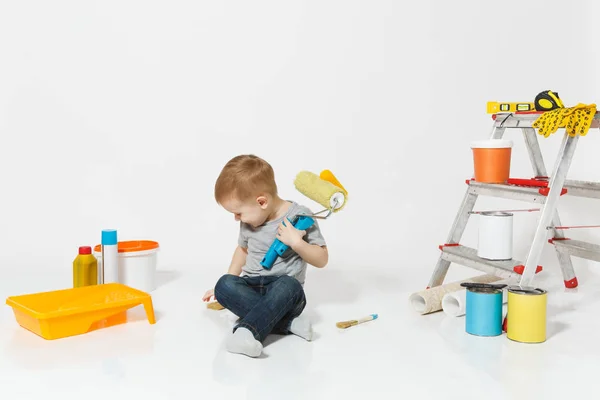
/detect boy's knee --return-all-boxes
[214,274,240,299]
[276,276,306,314]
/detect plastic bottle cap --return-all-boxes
[102,229,118,245]
[79,246,92,255]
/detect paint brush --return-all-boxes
[336,314,378,329]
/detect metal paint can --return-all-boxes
[477,211,513,260]
[465,287,503,336]
[506,286,547,343]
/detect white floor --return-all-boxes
[2,261,600,400]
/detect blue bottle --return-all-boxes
[260,215,315,269]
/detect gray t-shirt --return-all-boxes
[238,201,327,285]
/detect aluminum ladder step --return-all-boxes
[550,239,600,262]
[467,178,600,200]
[466,180,565,204]
[564,180,600,199]
[438,244,541,280]
[492,112,600,129]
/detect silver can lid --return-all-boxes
[507,285,546,295]
[468,287,501,294]
[481,211,513,217]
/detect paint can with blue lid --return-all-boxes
[462,282,506,337]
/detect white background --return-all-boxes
[4,2,600,399]
[2,0,600,288]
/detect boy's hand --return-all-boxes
[277,218,306,249]
[202,289,215,302]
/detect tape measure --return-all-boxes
[534,90,564,111]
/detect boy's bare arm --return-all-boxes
[227,245,248,275]
[291,241,328,268]
[276,218,329,268]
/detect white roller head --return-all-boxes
[330,192,346,210]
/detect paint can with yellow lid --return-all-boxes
[506,286,547,343]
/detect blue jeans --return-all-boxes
[214,274,306,342]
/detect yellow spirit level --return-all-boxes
[487,90,565,114]
[487,101,536,114]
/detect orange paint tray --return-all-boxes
[5,283,155,340]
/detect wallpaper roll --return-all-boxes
[409,274,502,315]
[442,279,510,317]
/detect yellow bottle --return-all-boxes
[73,246,98,288]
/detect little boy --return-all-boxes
[202,154,328,358]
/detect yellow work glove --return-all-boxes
[565,104,596,137]
[533,108,569,138]
[533,103,596,138]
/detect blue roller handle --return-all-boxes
[260,215,315,269]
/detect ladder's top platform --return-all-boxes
[491,111,600,129]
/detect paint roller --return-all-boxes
[260,169,347,269]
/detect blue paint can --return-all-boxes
[465,286,503,337]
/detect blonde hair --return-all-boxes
[214,154,278,204]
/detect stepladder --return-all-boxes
[428,111,600,290]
